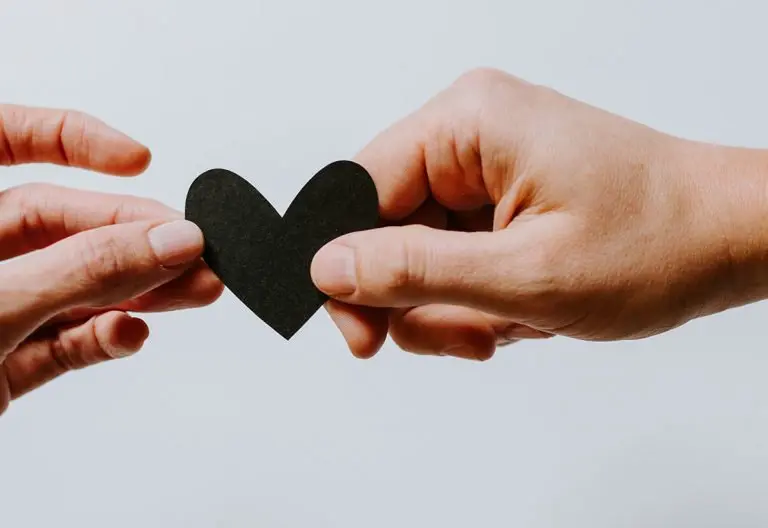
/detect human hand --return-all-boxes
[311,68,768,360]
[0,105,223,414]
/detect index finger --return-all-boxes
[0,183,180,261]
[0,104,151,175]
[353,70,497,221]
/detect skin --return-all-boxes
[311,68,768,361]
[0,104,223,415]
[4,68,763,414]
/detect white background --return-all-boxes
[2,1,768,526]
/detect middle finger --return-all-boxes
[42,260,224,327]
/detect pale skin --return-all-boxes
[5,67,768,415]
[0,105,223,415]
[311,68,768,361]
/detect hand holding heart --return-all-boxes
[311,68,768,360]
[4,66,768,417]
[0,105,222,415]
[186,162,377,339]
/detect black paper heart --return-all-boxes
[185,160,379,339]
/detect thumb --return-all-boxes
[311,224,530,314]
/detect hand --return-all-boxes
[0,105,223,414]
[311,68,768,360]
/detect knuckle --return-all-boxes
[454,67,508,89]
[58,110,89,165]
[77,234,129,294]
[451,69,498,117]
[48,334,83,371]
[120,196,177,223]
[2,183,58,247]
[452,67,537,119]
[449,68,521,130]
[109,198,136,225]
[361,226,427,298]
[452,67,524,102]
[49,320,106,372]
[137,197,173,216]
[8,182,56,206]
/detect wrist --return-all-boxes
[677,139,768,311]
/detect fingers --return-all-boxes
[390,305,552,360]
[115,260,224,312]
[0,183,180,261]
[43,261,224,327]
[0,219,203,353]
[389,305,500,361]
[324,301,553,361]
[0,105,151,175]
[4,311,148,400]
[354,69,520,221]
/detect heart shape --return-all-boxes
[185,160,379,339]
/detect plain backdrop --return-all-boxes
[2,1,768,526]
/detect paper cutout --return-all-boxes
[185,160,379,339]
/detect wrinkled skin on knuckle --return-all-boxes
[51,327,95,371]
[447,68,545,202]
[59,110,90,166]
[355,226,427,302]
[115,195,176,223]
[77,235,133,305]
[449,68,528,127]
[453,67,530,95]
[363,245,414,300]
[13,183,63,244]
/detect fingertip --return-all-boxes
[468,337,496,362]
[390,305,498,361]
[195,266,226,305]
[325,300,388,359]
[84,117,152,176]
[101,137,151,177]
[353,119,430,222]
[120,144,152,177]
[175,261,225,306]
[97,312,149,358]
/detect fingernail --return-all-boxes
[312,244,357,295]
[503,325,552,340]
[148,220,204,268]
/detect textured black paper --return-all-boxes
[185,160,379,339]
